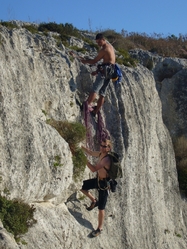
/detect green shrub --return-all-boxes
[48,120,86,152]
[73,148,87,180]
[23,25,38,34]
[38,22,81,45]
[47,119,87,179]
[0,195,36,239]
[116,49,137,67]
[0,21,18,29]
[38,22,63,33]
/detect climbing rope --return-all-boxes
[83,101,95,150]
[83,101,110,150]
[97,110,110,142]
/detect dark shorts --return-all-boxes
[93,74,110,97]
[92,64,115,97]
[81,178,109,210]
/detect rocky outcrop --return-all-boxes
[129,49,187,140]
[0,25,187,249]
[160,68,187,139]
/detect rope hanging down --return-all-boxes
[83,101,110,149]
[83,101,95,150]
[97,111,110,142]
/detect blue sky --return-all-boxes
[1,0,187,37]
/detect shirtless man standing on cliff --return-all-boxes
[80,139,112,237]
[81,33,116,116]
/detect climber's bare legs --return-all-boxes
[87,92,97,106]
[94,95,104,114]
[87,93,104,114]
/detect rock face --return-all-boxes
[0,25,187,249]
[130,49,187,140]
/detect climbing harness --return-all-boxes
[97,63,115,79]
[97,175,110,191]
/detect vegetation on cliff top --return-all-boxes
[1,20,187,59]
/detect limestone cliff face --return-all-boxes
[130,49,187,140]
[0,25,187,249]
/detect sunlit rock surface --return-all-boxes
[0,25,187,249]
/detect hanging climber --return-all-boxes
[80,33,116,117]
[80,139,112,237]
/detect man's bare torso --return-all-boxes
[97,154,110,179]
[100,43,115,64]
